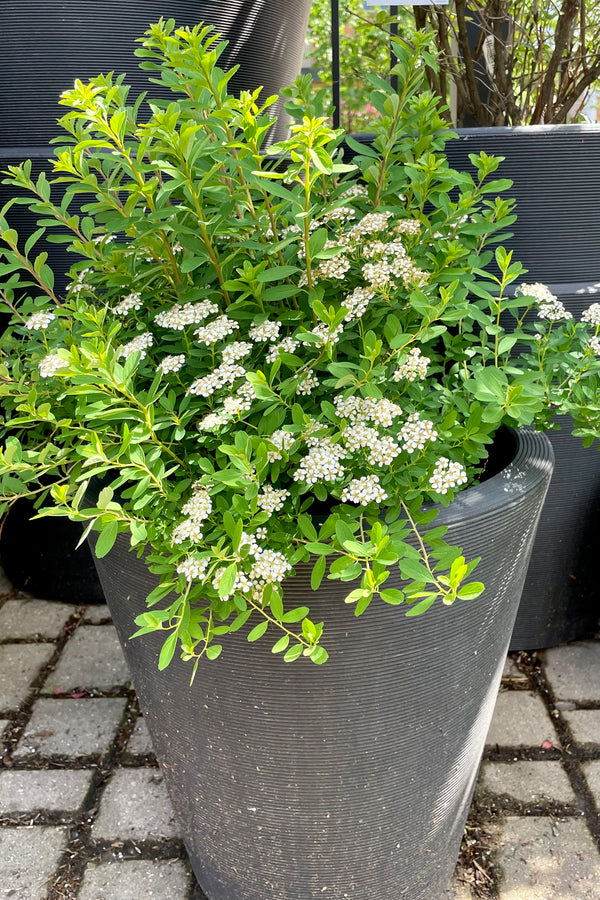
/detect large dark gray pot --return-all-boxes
[445,126,600,650]
[90,429,553,900]
[0,0,312,147]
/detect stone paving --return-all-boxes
[0,585,598,899]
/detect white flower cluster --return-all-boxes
[113,292,142,316]
[368,435,401,466]
[68,268,91,295]
[589,336,600,356]
[117,332,154,360]
[25,311,56,330]
[266,430,296,462]
[177,556,209,581]
[250,320,281,342]
[343,423,379,451]
[198,412,228,430]
[348,211,393,239]
[172,485,213,545]
[342,423,400,466]
[393,347,430,382]
[39,353,68,377]
[293,439,346,484]
[266,336,299,363]
[342,286,374,321]
[256,485,290,514]
[303,323,344,347]
[340,183,368,200]
[249,549,291,585]
[158,354,186,374]
[187,362,246,397]
[314,252,351,281]
[516,283,572,321]
[399,413,438,453]
[296,373,319,395]
[334,394,402,427]
[395,219,421,236]
[222,341,253,364]
[582,303,600,326]
[195,315,239,346]
[341,474,387,506]
[321,206,356,224]
[429,457,468,494]
[154,300,219,330]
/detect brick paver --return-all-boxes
[582,760,600,807]
[125,715,154,756]
[82,604,111,625]
[562,709,600,747]
[0,597,73,639]
[42,625,130,693]
[0,769,93,813]
[79,859,192,900]
[14,697,127,758]
[495,817,600,899]
[93,768,179,841]
[485,690,559,748]
[480,760,578,805]
[542,642,600,702]
[0,826,67,899]
[0,643,54,711]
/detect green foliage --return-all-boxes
[0,21,599,672]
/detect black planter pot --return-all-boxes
[90,429,553,900]
[0,0,312,602]
[445,126,600,650]
[0,0,312,148]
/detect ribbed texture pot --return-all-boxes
[0,0,312,147]
[90,429,553,900]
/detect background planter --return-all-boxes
[91,429,553,900]
[444,125,600,650]
[0,0,312,601]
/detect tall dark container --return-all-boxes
[444,126,600,649]
[91,430,553,900]
[0,0,312,601]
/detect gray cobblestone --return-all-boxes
[582,760,600,807]
[0,769,93,813]
[502,657,526,680]
[0,566,13,596]
[79,859,191,900]
[42,625,130,693]
[13,697,127,759]
[0,644,54,711]
[495,817,600,899]
[542,642,600,703]
[83,604,111,625]
[93,768,179,841]
[0,826,67,899]
[562,709,600,747]
[125,716,154,756]
[0,598,73,640]
[480,761,577,805]
[485,690,559,748]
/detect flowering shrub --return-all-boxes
[1,23,599,675]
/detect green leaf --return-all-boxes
[282,606,310,623]
[457,581,485,601]
[405,596,437,617]
[205,644,223,660]
[256,266,299,282]
[399,557,433,583]
[311,554,327,590]
[308,645,329,665]
[158,632,177,670]
[247,620,269,642]
[219,563,237,599]
[380,588,404,605]
[283,643,304,662]
[95,520,118,559]
[272,634,290,653]
[269,589,284,621]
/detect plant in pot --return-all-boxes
[312,0,600,649]
[0,0,313,601]
[1,21,600,899]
